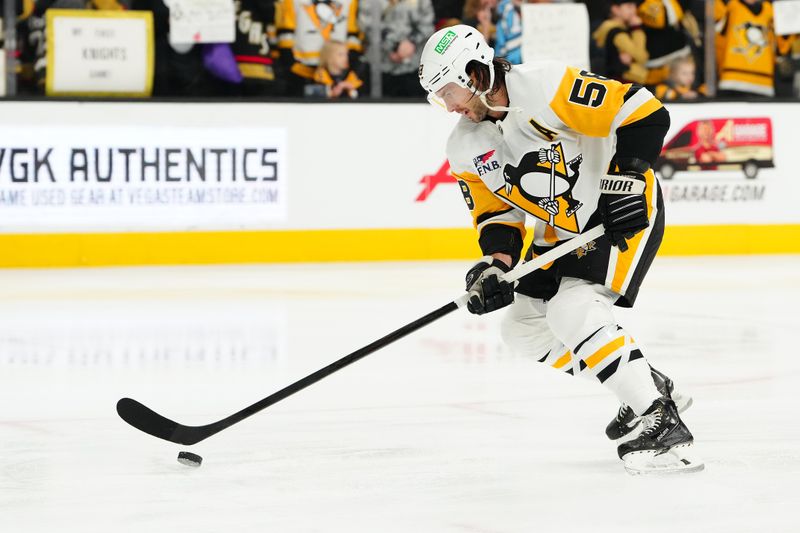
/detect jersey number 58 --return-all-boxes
[568,71,609,108]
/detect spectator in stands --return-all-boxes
[654,54,704,100]
[495,0,558,65]
[381,0,434,97]
[132,0,218,97]
[788,35,800,98]
[230,0,284,96]
[637,0,698,86]
[306,39,364,98]
[715,0,789,97]
[275,0,363,96]
[592,0,649,84]
[495,0,522,64]
[462,0,498,46]
[431,0,462,29]
[2,0,33,92]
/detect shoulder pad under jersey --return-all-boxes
[446,117,505,178]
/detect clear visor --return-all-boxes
[426,82,474,112]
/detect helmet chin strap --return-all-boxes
[479,93,518,113]
[476,62,519,113]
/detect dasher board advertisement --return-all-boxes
[0,126,287,233]
[657,103,800,225]
[1,101,798,234]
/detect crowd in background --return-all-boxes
[1,0,799,99]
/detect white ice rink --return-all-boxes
[1,255,798,533]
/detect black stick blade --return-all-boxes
[116,301,461,445]
[116,398,206,445]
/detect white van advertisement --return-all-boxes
[656,103,799,225]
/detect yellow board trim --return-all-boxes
[0,224,797,268]
[584,336,625,369]
[46,9,154,98]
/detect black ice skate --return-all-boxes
[617,397,704,475]
[605,367,693,441]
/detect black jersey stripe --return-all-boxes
[574,326,604,354]
[623,84,644,102]
[476,208,516,226]
[596,356,622,383]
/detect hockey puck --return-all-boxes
[177,451,203,467]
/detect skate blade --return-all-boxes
[623,444,705,475]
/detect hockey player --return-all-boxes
[418,25,702,474]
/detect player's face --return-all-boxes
[433,82,488,122]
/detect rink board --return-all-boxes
[0,100,797,266]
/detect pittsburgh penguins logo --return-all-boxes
[572,240,596,259]
[497,143,584,232]
[732,22,768,63]
[303,0,345,40]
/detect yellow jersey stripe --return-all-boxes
[453,170,480,182]
[482,221,527,235]
[544,225,559,244]
[585,336,626,369]
[553,351,572,369]
[453,171,523,231]
[292,49,322,60]
[619,97,663,128]
[549,67,628,137]
[611,170,655,293]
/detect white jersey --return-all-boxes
[447,61,663,250]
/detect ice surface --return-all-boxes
[0,256,798,533]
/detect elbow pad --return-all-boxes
[616,157,651,174]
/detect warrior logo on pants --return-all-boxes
[497,142,584,232]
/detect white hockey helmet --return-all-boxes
[418,25,495,106]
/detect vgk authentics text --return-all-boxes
[0,147,280,183]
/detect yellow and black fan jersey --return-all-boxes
[446,62,665,262]
[716,0,779,96]
[275,0,362,79]
[232,0,277,82]
[654,81,705,101]
[637,0,692,77]
[592,19,650,85]
[311,67,363,98]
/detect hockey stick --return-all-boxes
[117,225,605,445]
[548,145,556,227]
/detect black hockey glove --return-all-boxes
[465,256,514,315]
[598,172,649,253]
